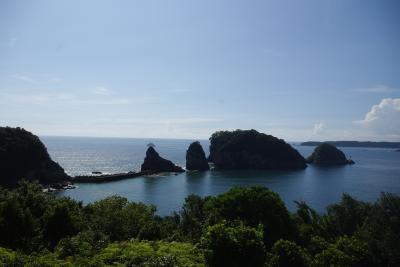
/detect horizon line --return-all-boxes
[38,134,400,144]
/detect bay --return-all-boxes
[41,136,400,216]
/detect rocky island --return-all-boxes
[141,146,185,173]
[307,143,354,165]
[186,141,209,171]
[0,127,71,188]
[208,129,307,170]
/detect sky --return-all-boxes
[0,0,399,141]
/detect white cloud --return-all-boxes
[92,86,112,95]
[42,74,62,83]
[312,122,325,135]
[352,85,399,93]
[0,88,157,106]
[93,117,221,125]
[63,117,222,138]
[0,93,49,104]
[10,73,62,83]
[354,98,400,139]
[71,98,132,105]
[7,37,17,47]
[170,88,193,93]
[10,74,36,83]
[165,118,221,124]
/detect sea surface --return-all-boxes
[41,136,400,216]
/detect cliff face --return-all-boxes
[186,141,209,171]
[0,127,70,187]
[208,129,307,170]
[141,146,184,173]
[307,143,353,165]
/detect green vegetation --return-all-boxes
[0,181,399,266]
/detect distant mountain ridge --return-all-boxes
[301,141,400,148]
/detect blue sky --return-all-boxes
[1,0,399,140]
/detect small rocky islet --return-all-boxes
[1,127,360,188]
[307,143,355,165]
[141,146,185,173]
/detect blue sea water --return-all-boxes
[41,136,400,216]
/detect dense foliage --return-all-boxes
[0,127,70,187]
[0,182,399,266]
[208,129,306,170]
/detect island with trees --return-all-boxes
[208,129,307,170]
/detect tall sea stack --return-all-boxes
[186,141,209,171]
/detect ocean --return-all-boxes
[41,136,400,216]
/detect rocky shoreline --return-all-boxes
[2,127,360,189]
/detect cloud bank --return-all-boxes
[355,98,400,139]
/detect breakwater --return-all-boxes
[73,171,153,183]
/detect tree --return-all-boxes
[84,196,157,241]
[201,222,265,267]
[43,198,83,247]
[0,197,35,250]
[180,194,208,241]
[267,239,310,267]
[357,193,400,266]
[205,186,297,246]
[322,194,371,238]
[313,236,370,267]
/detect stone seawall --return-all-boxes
[73,171,153,183]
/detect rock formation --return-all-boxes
[141,146,184,173]
[208,129,306,170]
[186,141,209,171]
[0,127,71,188]
[307,143,354,165]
